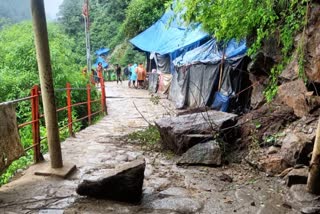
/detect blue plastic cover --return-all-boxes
[95,48,110,56]
[129,10,209,56]
[93,56,108,68]
[173,39,247,66]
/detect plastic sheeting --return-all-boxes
[130,10,209,59]
[169,58,250,110]
[173,39,247,66]
[169,64,220,108]
[156,54,171,73]
[158,74,173,94]
[93,56,108,68]
[148,72,159,93]
[0,104,24,174]
[95,48,110,56]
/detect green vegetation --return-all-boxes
[58,0,167,67]
[0,22,100,186]
[128,125,161,149]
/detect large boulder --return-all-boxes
[248,73,268,110]
[277,79,310,117]
[177,140,222,166]
[155,110,237,154]
[76,158,145,204]
[280,133,314,166]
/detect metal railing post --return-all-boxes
[31,85,41,163]
[66,82,73,136]
[100,76,107,114]
[87,84,91,124]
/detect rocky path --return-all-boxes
[0,81,307,213]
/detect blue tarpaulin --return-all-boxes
[173,39,247,66]
[95,48,110,56]
[130,10,209,59]
[93,56,108,68]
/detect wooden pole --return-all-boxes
[30,0,63,168]
[218,47,226,91]
[307,116,320,194]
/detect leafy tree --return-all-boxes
[175,0,309,101]
[122,0,167,38]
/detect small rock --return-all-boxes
[159,187,189,197]
[115,154,128,162]
[250,201,256,206]
[301,206,320,214]
[218,173,233,183]
[286,167,308,187]
[147,197,203,213]
[267,146,279,154]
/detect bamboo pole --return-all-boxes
[30,0,63,168]
[307,116,320,194]
[218,47,226,91]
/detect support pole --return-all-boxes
[31,85,41,163]
[307,116,320,194]
[83,0,91,73]
[30,0,63,168]
[66,83,73,137]
[87,84,92,125]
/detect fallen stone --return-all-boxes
[147,197,203,213]
[286,167,308,187]
[280,132,313,166]
[248,73,268,109]
[260,154,290,176]
[159,187,190,197]
[76,158,145,203]
[301,206,320,214]
[267,146,279,154]
[277,79,310,117]
[246,152,290,176]
[217,173,233,183]
[155,110,237,154]
[177,140,222,166]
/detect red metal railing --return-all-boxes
[4,78,107,164]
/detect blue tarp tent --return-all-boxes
[169,38,250,112]
[93,56,108,68]
[173,39,247,66]
[95,48,110,56]
[130,10,209,72]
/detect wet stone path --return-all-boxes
[0,81,302,213]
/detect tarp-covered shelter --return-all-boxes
[93,56,108,68]
[95,47,110,56]
[130,10,209,74]
[170,39,251,113]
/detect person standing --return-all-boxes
[96,62,103,87]
[130,64,138,88]
[115,64,122,84]
[124,64,132,87]
[136,63,146,89]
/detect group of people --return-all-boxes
[119,63,147,89]
[82,62,147,89]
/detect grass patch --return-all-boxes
[127,125,162,151]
